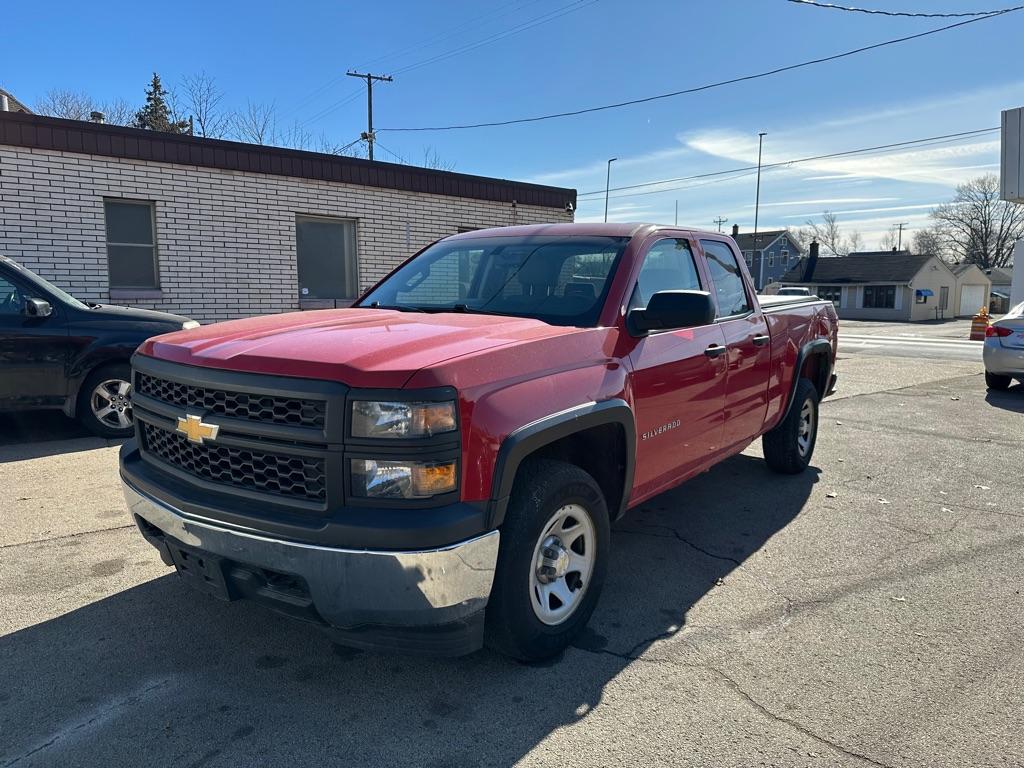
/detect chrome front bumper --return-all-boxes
[123,479,499,650]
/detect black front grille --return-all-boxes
[136,373,326,429]
[141,422,326,503]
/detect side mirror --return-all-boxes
[23,297,53,318]
[628,290,715,334]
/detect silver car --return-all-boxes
[984,301,1024,390]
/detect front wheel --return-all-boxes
[985,371,1013,391]
[762,378,819,474]
[78,363,134,438]
[485,459,610,661]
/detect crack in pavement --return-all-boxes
[0,523,134,551]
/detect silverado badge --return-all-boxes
[176,414,220,445]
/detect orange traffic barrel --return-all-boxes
[970,309,990,341]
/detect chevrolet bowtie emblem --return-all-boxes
[176,414,220,444]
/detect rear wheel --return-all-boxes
[763,378,819,474]
[78,363,134,438]
[485,459,609,661]
[985,371,1013,391]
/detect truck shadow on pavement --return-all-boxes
[0,453,817,768]
[0,412,126,462]
[985,385,1024,413]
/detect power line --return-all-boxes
[575,127,999,197]
[379,10,1019,132]
[787,0,1024,18]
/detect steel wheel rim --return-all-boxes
[529,503,596,626]
[796,398,814,457]
[90,378,133,430]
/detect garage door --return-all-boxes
[959,284,986,316]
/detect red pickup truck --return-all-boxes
[120,223,837,660]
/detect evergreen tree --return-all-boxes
[134,73,191,134]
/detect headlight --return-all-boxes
[351,400,456,439]
[181,320,200,330]
[351,459,457,499]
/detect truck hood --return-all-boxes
[139,308,583,388]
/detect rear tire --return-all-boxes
[78,363,134,438]
[763,378,819,474]
[985,371,1012,391]
[485,459,610,662]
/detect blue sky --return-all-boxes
[2,0,1020,247]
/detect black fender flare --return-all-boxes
[781,338,833,422]
[488,399,636,528]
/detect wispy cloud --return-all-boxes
[745,197,898,208]
[780,203,940,219]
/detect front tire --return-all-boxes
[763,378,819,474]
[78,363,134,438]
[485,459,610,662]
[985,371,1013,391]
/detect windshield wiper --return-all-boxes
[365,301,427,313]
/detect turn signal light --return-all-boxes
[412,462,458,496]
[986,326,1013,337]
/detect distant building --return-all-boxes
[782,248,959,321]
[949,263,992,318]
[986,266,1015,313]
[0,87,32,114]
[729,225,803,290]
[0,112,574,324]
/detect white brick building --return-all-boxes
[0,113,575,324]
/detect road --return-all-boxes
[2,354,1023,767]
[839,319,983,362]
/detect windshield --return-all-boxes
[358,235,629,327]
[4,258,89,310]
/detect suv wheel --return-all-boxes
[985,371,1013,391]
[485,459,610,661]
[78,363,134,438]
[762,377,819,474]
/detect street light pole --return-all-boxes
[754,132,767,291]
[604,157,617,223]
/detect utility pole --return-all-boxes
[604,157,617,223]
[347,70,393,162]
[714,216,728,232]
[754,132,767,291]
[896,222,908,251]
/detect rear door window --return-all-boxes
[700,240,751,318]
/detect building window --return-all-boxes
[104,199,159,289]
[744,251,753,267]
[781,249,789,265]
[295,215,358,300]
[863,285,896,309]
[915,291,928,304]
[768,252,775,267]
[816,285,841,305]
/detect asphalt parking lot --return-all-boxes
[2,354,1023,768]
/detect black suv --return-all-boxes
[0,255,196,437]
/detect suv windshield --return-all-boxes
[358,235,629,327]
[3,258,88,310]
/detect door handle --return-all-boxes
[704,344,727,358]
[752,334,770,347]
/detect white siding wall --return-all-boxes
[0,146,571,324]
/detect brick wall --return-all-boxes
[0,146,571,324]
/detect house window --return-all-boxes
[768,252,775,267]
[744,251,753,267]
[816,285,842,305]
[295,215,358,300]
[862,285,896,309]
[104,199,159,289]
[781,249,789,265]
[915,291,928,304]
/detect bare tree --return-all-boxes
[803,211,863,256]
[911,225,945,257]
[181,71,229,138]
[102,97,135,126]
[421,146,456,171]
[232,101,277,145]
[930,174,1024,269]
[35,89,134,125]
[878,226,899,252]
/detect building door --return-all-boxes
[959,284,985,317]
[295,216,358,307]
[939,286,950,314]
